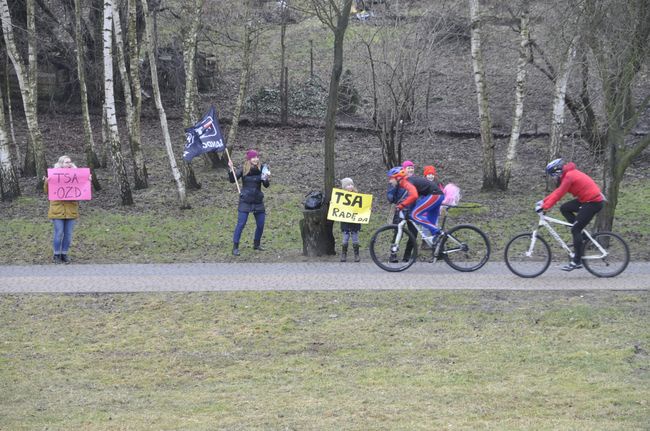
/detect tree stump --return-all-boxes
[300,206,336,257]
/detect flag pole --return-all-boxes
[225,148,241,194]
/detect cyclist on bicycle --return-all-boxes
[538,158,604,271]
[387,167,445,241]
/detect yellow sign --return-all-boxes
[327,188,373,224]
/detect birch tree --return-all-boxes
[497,2,531,190]
[74,0,102,191]
[4,57,20,174]
[546,36,579,161]
[114,0,148,189]
[0,78,19,200]
[225,13,254,155]
[279,0,289,125]
[127,0,146,184]
[103,0,134,205]
[141,0,189,208]
[468,0,497,190]
[181,0,204,190]
[1,0,47,189]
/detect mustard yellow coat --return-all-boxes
[44,182,79,219]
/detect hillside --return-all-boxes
[1,0,649,265]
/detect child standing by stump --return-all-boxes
[339,177,361,262]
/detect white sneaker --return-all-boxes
[562,262,583,271]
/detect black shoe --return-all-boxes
[562,262,583,271]
[232,243,240,256]
[52,254,62,264]
[60,254,70,264]
[253,241,265,251]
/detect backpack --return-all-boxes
[304,191,324,210]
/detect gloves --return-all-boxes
[535,200,544,213]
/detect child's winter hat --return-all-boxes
[402,160,414,168]
[423,165,437,176]
[246,149,258,160]
[340,177,355,189]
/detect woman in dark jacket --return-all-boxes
[228,149,271,256]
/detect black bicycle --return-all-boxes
[369,206,491,272]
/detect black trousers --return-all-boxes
[560,199,604,263]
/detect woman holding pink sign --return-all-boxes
[43,155,89,264]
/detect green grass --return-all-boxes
[1,179,648,264]
[1,291,648,430]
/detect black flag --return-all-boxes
[183,106,225,162]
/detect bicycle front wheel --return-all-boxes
[440,225,490,272]
[504,233,551,278]
[582,232,629,278]
[369,225,418,272]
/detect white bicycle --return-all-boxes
[369,205,491,273]
[504,207,629,278]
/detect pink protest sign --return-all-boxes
[47,168,92,201]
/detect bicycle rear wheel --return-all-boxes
[440,224,490,272]
[582,232,629,278]
[504,233,551,278]
[369,225,418,272]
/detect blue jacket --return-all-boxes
[387,185,408,205]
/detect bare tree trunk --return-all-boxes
[1,0,47,189]
[589,0,650,231]
[127,0,144,177]
[0,78,19,200]
[306,0,353,257]
[226,23,253,155]
[103,0,134,205]
[113,1,148,189]
[4,57,20,175]
[498,4,530,190]
[101,103,109,168]
[74,0,102,191]
[469,0,497,190]
[181,0,203,190]
[142,0,189,209]
[548,36,578,161]
[279,18,288,125]
[322,0,353,200]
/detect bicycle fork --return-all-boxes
[391,221,406,254]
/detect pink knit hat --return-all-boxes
[246,150,258,160]
[402,160,414,168]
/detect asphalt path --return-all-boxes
[0,262,648,293]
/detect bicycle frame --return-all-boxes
[392,205,458,263]
[528,212,609,260]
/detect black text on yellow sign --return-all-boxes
[327,188,373,224]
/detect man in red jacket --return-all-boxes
[541,159,604,271]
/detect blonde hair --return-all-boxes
[242,159,261,176]
[54,155,77,168]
